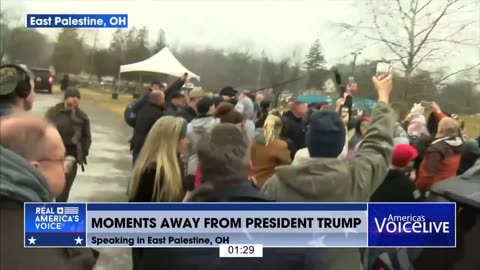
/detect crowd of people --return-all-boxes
[0,63,479,270]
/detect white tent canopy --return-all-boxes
[119,47,200,81]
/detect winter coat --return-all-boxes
[130,102,173,162]
[129,159,186,203]
[393,122,410,145]
[410,134,433,174]
[136,181,328,270]
[457,139,480,175]
[280,111,307,157]
[185,116,219,176]
[292,128,349,165]
[244,119,256,143]
[45,103,92,158]
[168,104,194,123]
[370,169,417,202]
[164,78,186,105]
[250,129,292,188]
[0,146,98,270]
[235,96,256,142]
[416,136,464,191]
[262,102,395,270]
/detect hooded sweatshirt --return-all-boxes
[250,129,292,188]
[235,96,255,142]
[417,136,465,191]
[0,146,99,270]
[262,102,395,270]
[186,116,219,175]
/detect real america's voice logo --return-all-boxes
[368,203,456,247]
[34,206,80,230]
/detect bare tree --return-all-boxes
[263,57,301,107]
[338,0,479,97]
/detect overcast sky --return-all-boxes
[2,0,479,76]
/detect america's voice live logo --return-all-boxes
[368,203,456,247]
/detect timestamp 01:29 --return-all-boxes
[219,244,263,258]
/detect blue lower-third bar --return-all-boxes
[368,203,456,247]
[25,233,87,247]
[87,232,368,248]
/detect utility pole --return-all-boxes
[351,51,362,76]
[256,50,265,90]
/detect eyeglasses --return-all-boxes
[37,156,76,171]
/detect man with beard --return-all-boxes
[45,86,92,202]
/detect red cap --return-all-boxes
[392,144,418,167]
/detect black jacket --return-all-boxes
[164,79,186,104]
[168,104,194,123]
[136,181,328,270]
[280,111,307,157]
[129,159,188,203]
[370,169,417,202]
[131,103,172,160]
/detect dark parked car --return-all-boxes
[31,68,53,93]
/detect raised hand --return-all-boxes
[372,74,392,104]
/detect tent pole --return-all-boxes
[112,71,120,100]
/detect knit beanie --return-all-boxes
[64,86,80,100]
[307,111,346,158]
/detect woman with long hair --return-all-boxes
[129,116,188,270]
[250,114,291,188]
[129,116,189,203]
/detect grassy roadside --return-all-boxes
[53,85,132,116]
[459,115,480,138]
[53,85,480,136]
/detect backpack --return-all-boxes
[124,95,148,127]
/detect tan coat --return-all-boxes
[251,131,291,188]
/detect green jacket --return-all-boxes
[261,102,395,270]
[45,103,91,158]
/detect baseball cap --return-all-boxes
[392,144,418,167]
[0,66,22,96]
[189,87,208,98]
[219,86,237,97]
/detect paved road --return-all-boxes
[32,92,132,270]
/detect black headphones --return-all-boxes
[0,64,32,98]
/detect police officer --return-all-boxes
[45,86,92,202]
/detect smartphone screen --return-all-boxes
[376,62,392,78]
[421,101,433,107]
[348,76,355,85]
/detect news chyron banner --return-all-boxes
[25,14,128,28]
[24,203,455,248]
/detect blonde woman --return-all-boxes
[250,114,291,188]
[129,116,188,270]
[128,116,189,203]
